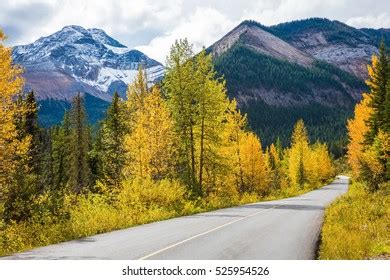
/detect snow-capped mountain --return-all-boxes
[13,25,164,101]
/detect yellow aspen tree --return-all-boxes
[288,119,310,188]
[0,30,30,206]
[306,142,334,184]
[239,132,268,195]
[347,93,372,176]
[124,65,149,131]
[123,87,176,180]
[224,100,247,193]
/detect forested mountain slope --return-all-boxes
[209,19,379,154]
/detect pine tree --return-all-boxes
[365,41,389,143]
[96,92,126,188]
[266,143,283,191]
[68,93,91,193]
[51,112,71,190]
[24,91,43,177]
[275,137,284,160]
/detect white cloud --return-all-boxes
[1,0,183,46]
[346,13,390,29]
[1,0,390,63]
[240,0,351,26]
[135,7,236,63]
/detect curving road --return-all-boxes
[2,176,349,260]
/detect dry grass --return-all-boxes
[319,181,390,259]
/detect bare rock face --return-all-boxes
[286,30,377,80]
[211,23,313,66]
[309,44,376,80]
[12,25,164,101]
[269,18,389,80]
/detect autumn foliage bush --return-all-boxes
[319,181,390,259]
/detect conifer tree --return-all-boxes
[51,112,71,190]
[96,92,126,188]
[365,41,389,143]
[68,93,91,193]
[23,91,42,177]
[266,143,283,191]
[125,65,149,130]
[225,101,247,193]
[239,132,268,194]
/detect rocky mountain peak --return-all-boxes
[12,25,164,101]
[211,21,313,66]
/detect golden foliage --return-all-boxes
[347,93,373,176]
[287,120,334,188]
[238,132,269,194]
[123,87,177,179]
[0,29,30,202]
[320,181,390,259]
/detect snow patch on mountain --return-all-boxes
[12,25,165,101]
[103,44,130,54]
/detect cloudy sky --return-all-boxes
[1,0,390,62]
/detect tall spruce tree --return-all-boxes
[24,91,43,177]
[68,93,91,193]
[96,92,126,188]
[51,112,71,191]
[365,41,389,143]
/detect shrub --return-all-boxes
[319,181,390,259]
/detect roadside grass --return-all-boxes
[0,177,333,257]
[319,180,390,259]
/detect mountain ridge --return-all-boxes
[209,18,378,153]
[11,18,388,151]
[12,25,164,101]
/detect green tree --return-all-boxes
[24,91,43,178]
[95,92,126,189]
[365,41,390,143]
[164,39,197,191]
[68,93,92,193]
[50,112,71,190]
[164,40,231,196]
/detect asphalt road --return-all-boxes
[3,176,349,260]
